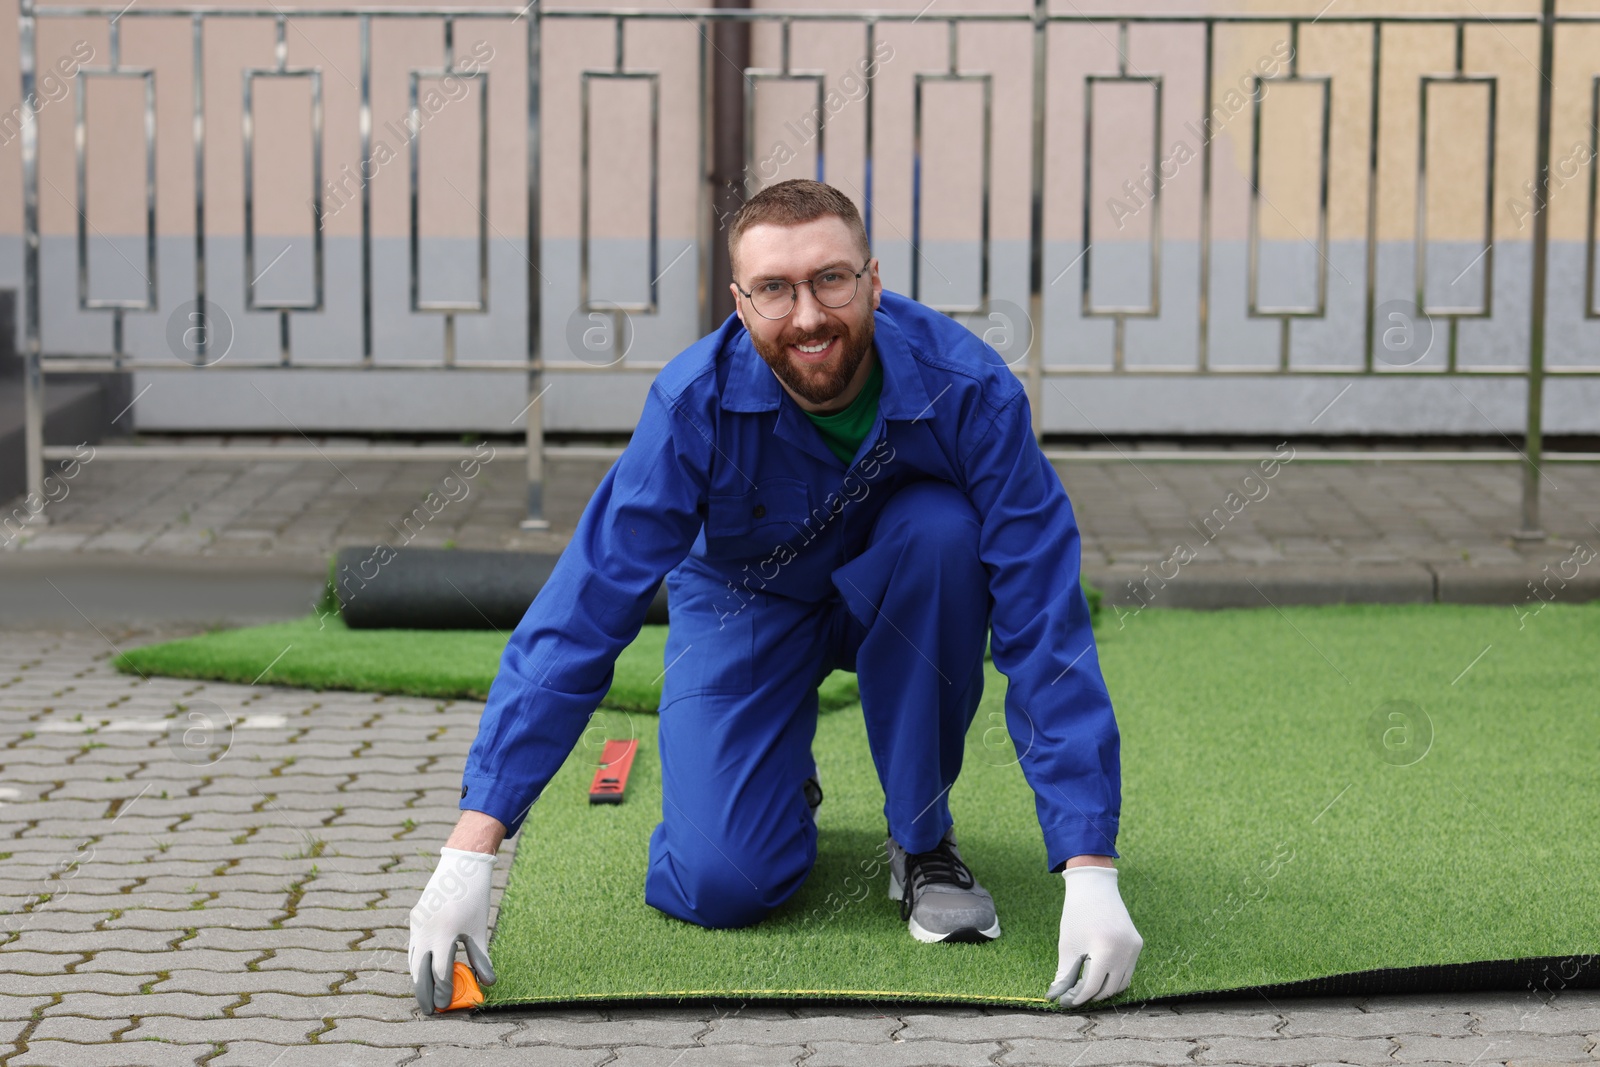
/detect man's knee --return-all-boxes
[645,824,815,929]
[877,481,981,562]
[648,865,781,930]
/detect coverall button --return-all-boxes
[752,504,766,518]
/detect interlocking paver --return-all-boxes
[0,972,148,996]
[251,948,395,972]
[1092,1006,1282,1039]
[277,908,413,930]
[74,948,265,973]
[315,1016,524,1046]
[1280,1008,1476,1038]
[228,992,414,1021]
[4,930,178,954]
[702,1013,903,1045]
[606,1045,813,1067]
[25,1013,130,1042]
[1196,1033,1397,1064]
[337,970,418,997]
[0,997,54,1022]
[1363,992,1563,1013]
[42,992,235,1018]
[0,952,92,974]
[185,929,375,953]
[152,970,345,997]
[108,910,290,932]
[506,1013,708,1047]
[898,1010,1088,1042]
[8,1040,216,1067]
[344,928,407,952]
[815,1038,1008,1066]
[123,1015,327,1044]
[0,911,109,933]
[1472,1001,1600,1037]
[211,1043,424,1066]
[1394,1033,1596,1063]
[1003,1036,1194,1066]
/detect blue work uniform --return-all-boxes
[460,288,1122,929]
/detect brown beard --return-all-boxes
[748,313,875,408]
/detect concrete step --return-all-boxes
[0,288,134,506]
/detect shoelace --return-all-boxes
[900,840,975,919]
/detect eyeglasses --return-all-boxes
[733,257,871,320]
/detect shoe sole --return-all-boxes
[909,917,1001,943]
[888,870,1001,943]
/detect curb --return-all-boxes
[0,551,328,627]
[3,551,1596,627]
[1086,562,1600,610]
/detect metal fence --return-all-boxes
[14,1,1599,536]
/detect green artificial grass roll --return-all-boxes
[113,615,860,714]
[482,602,1600,1008]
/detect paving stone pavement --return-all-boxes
[1,628,1597,1067]
[6,435,1600,581]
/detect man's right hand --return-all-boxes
[407,846,498,1013]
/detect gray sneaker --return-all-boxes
[886,825,1001,943]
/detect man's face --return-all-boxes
[730,216,882,408]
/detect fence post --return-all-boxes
[1518,0,1557,541]
[710,0,750,331]
[521,4,549,530]
[1026,0,1046,440]
[17,0,47,527]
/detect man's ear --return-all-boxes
[729,283,746,328]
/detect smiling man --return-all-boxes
[408,179,1142,1011]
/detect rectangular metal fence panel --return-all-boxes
[14,2,1598,539]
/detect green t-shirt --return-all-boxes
[802,359,882,465]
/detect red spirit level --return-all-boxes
[588,739,638,804]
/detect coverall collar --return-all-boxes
[719,299,933,421]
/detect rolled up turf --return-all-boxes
[328,549,1098,632]
[332,546,669,630]
[482,602,1600,1008]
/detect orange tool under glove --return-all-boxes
[443,961,484,1011]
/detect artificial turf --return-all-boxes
[482,602,1599,1008]
[115,600,1599,1006]
[112,614,861,714]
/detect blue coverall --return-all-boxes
[460,288,1122,929]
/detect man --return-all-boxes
[408,179,1143,1012]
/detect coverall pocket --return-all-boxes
[704,477,812,558]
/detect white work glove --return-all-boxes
[408,846,498,1013]
[1046,865,1143,1007]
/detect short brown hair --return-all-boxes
[727,179,870,280]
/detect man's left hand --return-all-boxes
[1046,865,1143,1007]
